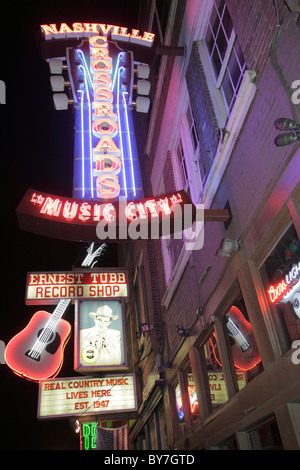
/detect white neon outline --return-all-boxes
[122,91,136,197]
[77,89,85,198]
[77,49,94,91]
[117,65,128,198]
[112,52,124,91]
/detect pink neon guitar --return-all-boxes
[5,244,106,382]
[5,299,71,382]
[210,306,261,371]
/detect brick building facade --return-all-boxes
[121,0,300,450]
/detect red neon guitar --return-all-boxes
[5,299,71,382]
[210,306,261,371]
[5,243,107,382]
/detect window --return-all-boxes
[134,263,150,355]
[176,137,190,196]
[203,294,262,410]
[186,101,200,156]
[204,0,246,116]
[245,416,283,450]
[259,223,300,354]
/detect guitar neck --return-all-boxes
[48,299,71,328]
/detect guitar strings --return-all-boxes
[28,300,71,359]
[28,244,106,359]
[226,318,250,351]
[28,303,67,359]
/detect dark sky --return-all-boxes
[0,0,140,450]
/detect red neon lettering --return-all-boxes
[79,202,91,221]
[62,201,78,220]
[40,197,62,216]
[268,280,288,303]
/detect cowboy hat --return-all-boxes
[89,305,118,321]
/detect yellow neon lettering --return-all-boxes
[72,23,85,33]
[83,23,100,33]
[98,24,119,36]
[131,29,143,40]
[59,23,73,34]
[142,32,155,44]
[89,35,108,48]
[40,24,59,36]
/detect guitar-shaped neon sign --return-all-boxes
[210,306,261,371]
[5,299,71,382]
[5,243,106,382]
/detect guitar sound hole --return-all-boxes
[38,328,54,343]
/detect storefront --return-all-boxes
[156,180,300,450]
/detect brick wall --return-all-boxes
[226,0,289,79]
[153,2,300,361]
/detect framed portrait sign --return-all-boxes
[74,300,127,373]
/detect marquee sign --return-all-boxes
[38,374,137,419]
[25,269,128,305]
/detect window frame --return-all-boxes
[198,0,247,128]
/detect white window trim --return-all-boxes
[178,104,203,205]
[161,69,257,309]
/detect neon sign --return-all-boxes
[80,422,99,450]
[25,270,128,305]
[268,262,300,303]
[40,22,154,203]
[41,23,155,47]
[37,374,137,419]
[17,188,195,242]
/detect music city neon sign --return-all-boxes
[16,188,196,242]
[16,23,199,241]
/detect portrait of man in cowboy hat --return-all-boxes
[80,302,123,367]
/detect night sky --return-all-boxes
[0,0,140,450]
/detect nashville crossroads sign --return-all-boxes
[25,269,128,305]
